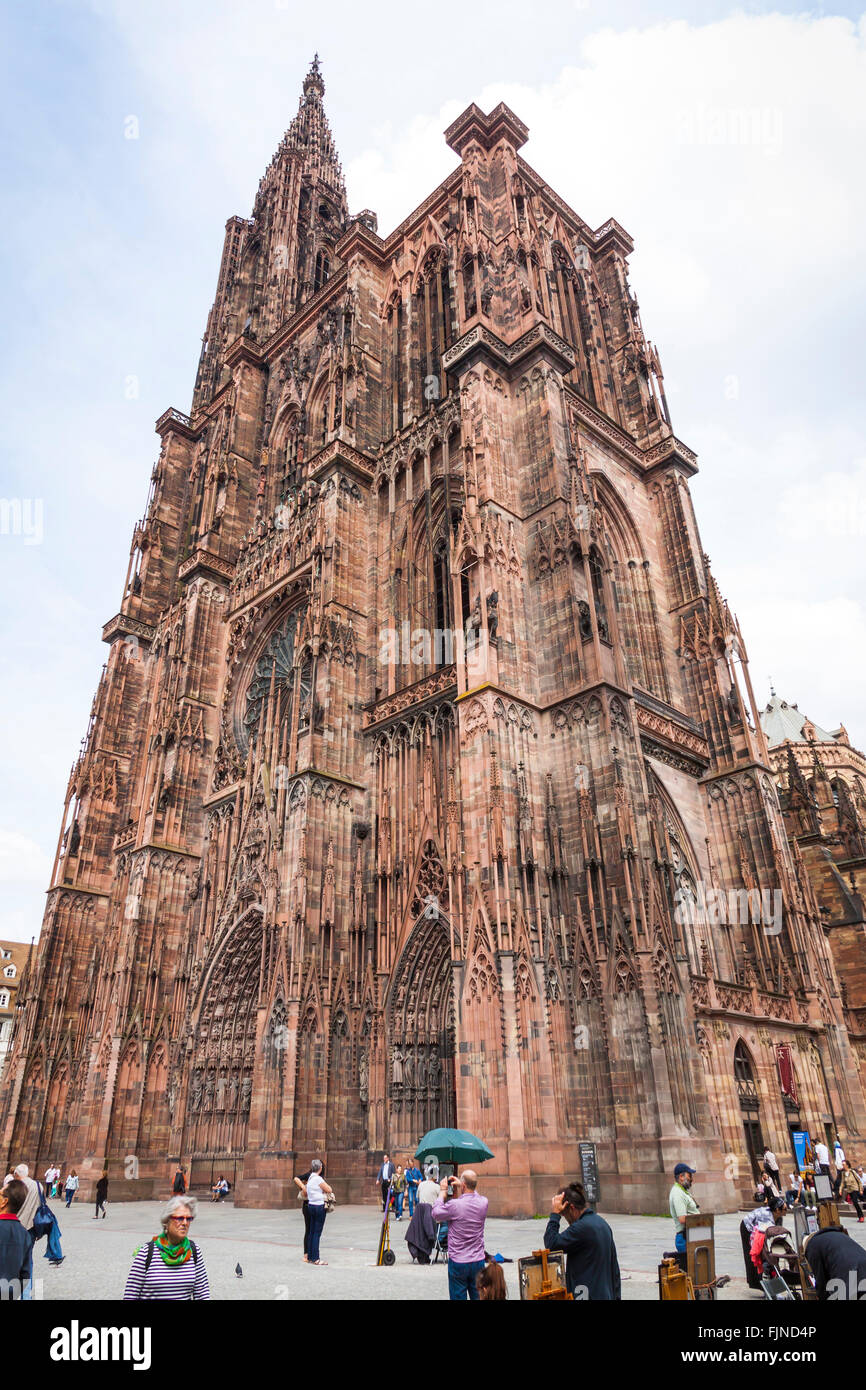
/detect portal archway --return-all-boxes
[185,912,263,1177]
[387,916,456,1149]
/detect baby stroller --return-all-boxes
[759,1225,809,1300]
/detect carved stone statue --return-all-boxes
[403,1049,415,1087]
[392,1046,404,1085]
[241,1076,252,1112]
[486,590,499,640]
[577,600,593,640]
[203,1073,215,1111]
[466,593,482,645]
[358,1051,368,1104]
[191,1072,202,1112]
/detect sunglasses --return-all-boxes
[171,1215,194,1224]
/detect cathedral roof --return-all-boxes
[759,692,837,748]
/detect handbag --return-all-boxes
[324,1191,337,1213]
[32,1183,54,1240]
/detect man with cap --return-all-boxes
[668,1163,699,1270]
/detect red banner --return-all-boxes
[776,1043,798,1103]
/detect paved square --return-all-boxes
[29,1198,866,1300]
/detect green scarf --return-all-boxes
[153,1233,192,1266]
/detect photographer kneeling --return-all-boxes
[431,1170,488,1301]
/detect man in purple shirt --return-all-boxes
[431,1169,488,1300]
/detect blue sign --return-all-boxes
[792,1130,812,1173]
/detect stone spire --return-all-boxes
[256,55,347,213]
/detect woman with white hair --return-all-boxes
[417,1163,441,1205]
[298,1158,334,1267]
[123,1196,210,1299]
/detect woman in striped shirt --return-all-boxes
[123,1197,210,1300]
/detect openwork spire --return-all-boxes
[261,55,347,207]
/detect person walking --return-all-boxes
[763,1147,781,1193]
[64,1171,79,1208]
[94,1171,108,1219]
[0,1179,33,1299]
[814,1137,830,1175]
[832,1139,846,1197]
[543,1181,621,1300]
[303,1158,334,1267]
[431,1170,488,1300]
[293,1161,327,1262]
[11,1165,40,1245]
[405,1159,422,1218]
[392,1165,407,1220]
[123,1197,210,1299]
[376,1154,395,1212]
[839,1161,864,1221]
[171,1166,187,1197]
[668,1162,699,1270]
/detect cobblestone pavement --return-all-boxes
[31,1198,866,1301]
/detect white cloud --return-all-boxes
[0,831,52,886]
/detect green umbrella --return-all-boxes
[414,1128,494,1165]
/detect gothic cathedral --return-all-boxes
[4,60,865,1212]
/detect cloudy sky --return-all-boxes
[1,1,864,942]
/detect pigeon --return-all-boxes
[235,1263,243,1278]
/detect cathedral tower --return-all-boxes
[3,65,863,1212]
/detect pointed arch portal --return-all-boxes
[387,915,456,1149]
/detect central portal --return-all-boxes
[387,916,456,1150]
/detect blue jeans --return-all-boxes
[44,1218,63,1262]
[395,1191,404,1218]
[308,1206,326,1263]
[407,1186,416,1217]
[448,1258,485,1300]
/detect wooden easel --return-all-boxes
[528,1248,573,1300]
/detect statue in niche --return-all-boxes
[216,1073,227,1111]
[429,1050,441,1092]
[577,600,593,641]
[417,1049,427,1088]
[228,1075,239,1111]
[403,1050,415,1087]
[486,590,499,641]
[358,1051,368,1104]
[466,593,482,647]
[191,1072,202,1112]
[392,1047,404,1085]
[203,1073,215,1111]
[241,1076,252,1112]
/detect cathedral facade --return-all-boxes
[3,61,865,1213]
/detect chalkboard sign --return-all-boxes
[579,1141,600,1209]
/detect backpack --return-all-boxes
[32,1183,54,1240]
[134,1239,199,1299]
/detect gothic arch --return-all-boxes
[186,908,263,1162]
[386,913,455,1148]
